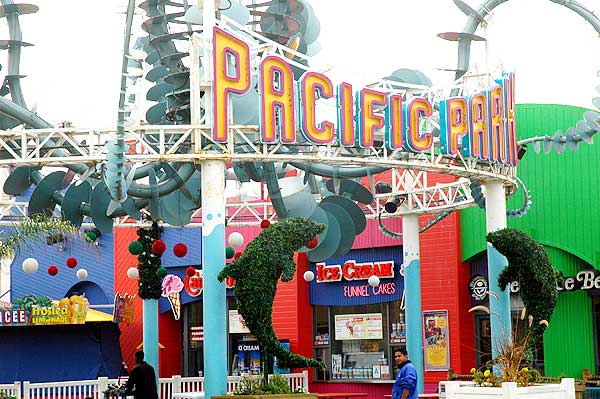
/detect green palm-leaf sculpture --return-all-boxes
[0,215,79,259]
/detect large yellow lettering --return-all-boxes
[259,56,296,143]
[403,98,433,152]
[468,93,489,160]
[488,85,506,163]
[212,27,251,142]
[440,97,468,155]
[336,82,356,146]
[299,72,334,144]
[358,88,387,147]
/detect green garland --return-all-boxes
[217,217,325,369]
[136,221,163,300]
[487,228,558,343]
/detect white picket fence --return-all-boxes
[0,371,309,399]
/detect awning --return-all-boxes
[86,308,114,323]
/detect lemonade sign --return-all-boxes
[0,294,89,326]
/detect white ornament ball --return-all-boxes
[368,275,380,287]
[76,269,88,280]
[22,258,39,274]
[228,232,244,248]
[127,267,139,279]
[303,271,315,282]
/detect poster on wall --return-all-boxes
[229,309,250,333]
[334,313,383,340]
[423,310,449,371]
[113,293,135,324]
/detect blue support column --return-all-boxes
[483,181,511,360]
[143,298,159,388]
[402,213,424,394]
[202,159,227,398]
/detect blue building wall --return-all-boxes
[10,230,116,304]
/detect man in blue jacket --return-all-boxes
[392,348,418,399]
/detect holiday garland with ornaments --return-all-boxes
[134,221,163,299]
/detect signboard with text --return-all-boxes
[229,309,250,334]
[334,313,383,340]
[423,310,449,371]
[1,296,89,327]
[309,248,403,306]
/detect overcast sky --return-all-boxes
[3,0,599,128]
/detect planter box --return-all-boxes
[213,394,317,399]
[443,378,575,399]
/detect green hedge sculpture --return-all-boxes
[218,217,325,369]
[487,228,558,342]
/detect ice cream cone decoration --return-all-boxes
[167,291,181,320]
[161,274,184,320]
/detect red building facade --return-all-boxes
[113,193,472,395]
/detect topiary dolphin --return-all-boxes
[486,228,558,342]
[218,217,326,369]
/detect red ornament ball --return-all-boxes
[66,257,78,268]
[48,265,59,276]
[173,242,188,258]
[152,239,167,255]
[260,219,271,229]
[306,236,319,249]
[234,251,242,260]
[186,266,196,277]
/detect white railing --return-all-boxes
[11,371,308,399]
[0,381,21,399]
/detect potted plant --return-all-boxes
[212,374,317,399]
[443,228,575,399]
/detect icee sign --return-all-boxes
[212,27,519,166]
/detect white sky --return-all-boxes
[3,0,600,128]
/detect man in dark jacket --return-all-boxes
[392,348,418,399]
[125,350,158,399]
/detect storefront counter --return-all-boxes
[310,380,393,399]
[314,379,395,384]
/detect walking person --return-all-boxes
[392,348,418,399]
[124,350,159,399]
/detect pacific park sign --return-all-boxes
[212,27,518,166]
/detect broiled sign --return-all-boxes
[316,260,394,283]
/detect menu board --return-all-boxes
[229,309,251,334]
[334,313,383,340]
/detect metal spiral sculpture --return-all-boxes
[2,0,599,261]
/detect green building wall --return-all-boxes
[461,104,600,377]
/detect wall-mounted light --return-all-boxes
[375,182,392,194]
[384,195,406,213]
[517,144,527,160]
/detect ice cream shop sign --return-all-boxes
[316,260,394,283]
[184,268,235,297]
[310,259,403,306]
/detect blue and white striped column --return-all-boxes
[402,213,424,394]
[202,159,227,398]
[483,181,511,359]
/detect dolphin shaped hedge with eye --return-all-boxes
[218,217,326,369]
[486,228,558,342]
